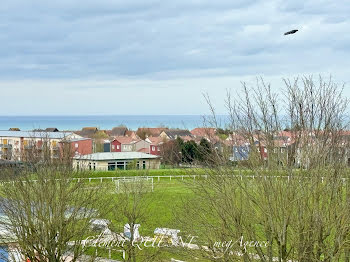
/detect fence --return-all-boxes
[67,174,350,183]
[1,174,349,185]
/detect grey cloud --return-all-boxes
[0,0,349,81]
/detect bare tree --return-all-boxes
[180,76,350,261]
[110,178,160,262]
[0,164,108,262]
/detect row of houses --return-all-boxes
[0,126,244,170]
[0,127,216,171]
[0,130,92,161]
[73,127,227,171]
[102,136,164,155]
[229,130,350,167]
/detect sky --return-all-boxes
[0,0,350,115]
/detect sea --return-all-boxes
[0,115,229,131]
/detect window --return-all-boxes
[112,145,115,150]
[75,143,79,148]
[157,147,160,151]
[123,145,127,150]
[89,162,91,170]
[93,162,96,170]
[108,162,116,171]
[143,160,146,170]
[152,146,155,151]
[117,145,120,149]
[117,161,125,170]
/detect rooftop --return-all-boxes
[137,127,169,137]
[113,136,138,144]
[0,130,75,139]
[191,127,217,137]
[146,136,164,145]
[107,126,128,137]
[162,129,193,139]
[74,152,159,161]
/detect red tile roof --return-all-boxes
[191,128,217,138]
[113,136,138,144]
[146,136,165,145]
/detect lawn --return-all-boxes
[93,179,194,235]
[84,178,201,261]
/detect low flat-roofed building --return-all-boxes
[73,152,160,171]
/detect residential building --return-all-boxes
[74,152,160,171]
[75,127,99,138]
[113,136,138,152]
[59,138,93,157]
[0,130,82,161]
[191,128,217,139]
[159,129,193,140]
[33,127,59,132]
[110,139,122,152]
[45,127,59,132]
[8,128,20,131]
[136,127,169,139]
[106,126,128,137]
[134,139,151,153]
[230,144,250,161]
[146,137,164,156]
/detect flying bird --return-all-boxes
[284,29,298,35]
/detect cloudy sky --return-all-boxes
[1,0,349,115]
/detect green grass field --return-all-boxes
[95,178,193,234]
[5,168,346,261]
[84,177,200,261]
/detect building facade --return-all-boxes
[0,131,83,161]
[74,152,160,171]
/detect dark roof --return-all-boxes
[137,127,169,137]
[108,127,128,137]
[45,127,59,132]
[9,128,20,131]
[163,129,193,139]
[32,128,59,132]
[80,127,99,137]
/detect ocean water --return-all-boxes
[0,115,228,131]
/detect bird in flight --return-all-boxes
[284,29,298,35]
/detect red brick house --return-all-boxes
[110,139,122,152]
[59,138,92,157]
[113,136,138,152]
[146,137,164,156]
